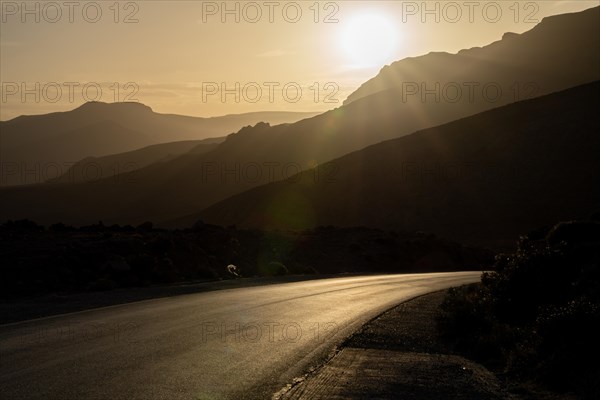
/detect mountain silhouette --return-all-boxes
[194,81,600,248]
[0,7,597,230]
[48,137,225,184]
[0,102,319,186]
[344,7,599,106]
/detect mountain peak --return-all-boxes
[502,32,520,40]
[75,101,153,114]
[234,121,271,135]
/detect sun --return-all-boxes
[341,13,400,67]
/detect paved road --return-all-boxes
[0,272,480,400]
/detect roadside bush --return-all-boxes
[437,220,600,398]
[535,297,600,392]
[1,219,44,232]
[89,277,118,291]
[437,284,514,366]
[259,261,289,276]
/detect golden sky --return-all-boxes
[0,1,597,120]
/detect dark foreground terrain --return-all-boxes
[0,219,492,303]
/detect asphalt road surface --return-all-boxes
[0,272,481,400]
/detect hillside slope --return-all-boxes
[197,82,600,248]
[49,137,225,184]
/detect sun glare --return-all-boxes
[341,13,400,67]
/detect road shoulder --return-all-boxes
[277,290,511,399]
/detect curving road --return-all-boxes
[0,272,480,400]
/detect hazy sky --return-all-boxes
[0,1,597,120]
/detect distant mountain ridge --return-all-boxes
[0,102,319,186]
[48,137,225,185]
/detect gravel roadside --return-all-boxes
[277,290,513,400]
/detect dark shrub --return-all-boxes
[437,284,512,365]
[137,221,154,231]
[546,221,600,246]
[89,278,117,291]
[438,220,600,397]
[49,222,75,232]
[2,219,44,232]
[259,261,289,276]
[535,297,600,393]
